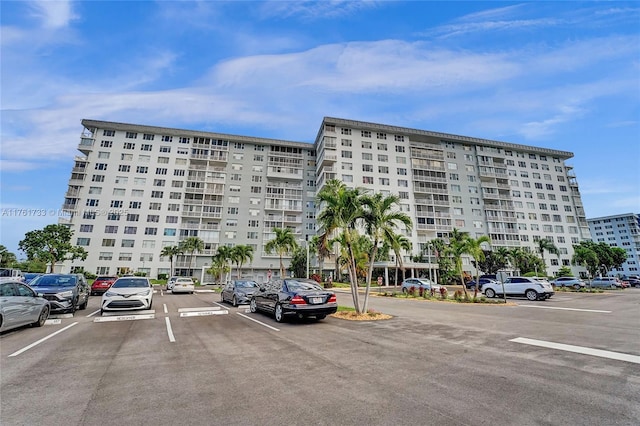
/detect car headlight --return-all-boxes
[237,292,246,297]
[104,291,117,297]
[136,289,151,296]
[57,290,74,298]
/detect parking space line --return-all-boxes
[510,337,640,364]
[9,322,78,357]
[44,319,62,325]
[518,305,611,313]
[94,314,155,322]
[180,310,228,317]
[211,301,227,309]
[86,309,101,317]
[165,317,175,342]
[236,313,280,331]
[163,303,168,314]
[178,307,222,312]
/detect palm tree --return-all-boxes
[0,245,17,268]
[212,245,234,283]
[537,238,559,273]
[265,228,298,279]
[448,228,472,297]
[464,236,491,299]
[316,180,367,312]
[493,246,512,271]
[179,236,204,276]
[388,232,412,288]
[360,192,413,312]
[160,245,182,277]
[231,245,254,279]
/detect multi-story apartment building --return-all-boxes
[61,119,317,283]
[587,213,640,277]
[60,117,591,280]
[315,117,590,277]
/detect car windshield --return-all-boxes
[112,278,149,288]
[235,281,258,288]
[286,280,323,291]
[30,275,77,287]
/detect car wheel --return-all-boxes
[249,298,257,313]
[100,309,105,316]
[635,284,640,288]
[611,284,617,289]
[79,296,88,310]
[148,300,153,310]
[71,297,78,313]
[232,296,238,307]
[34,305,49,327]
[484,288,496,298]
[573,284,581,291]
[401,287,408,294]
[274,303,284,323]
[525,290,539,301]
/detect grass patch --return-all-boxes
[332,305,392,320]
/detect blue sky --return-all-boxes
[1,1,639,256]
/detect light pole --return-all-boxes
[300,239,309,279]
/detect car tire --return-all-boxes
[79,296,88,310]
[635,284,640,288]
[525,290,539,301]
[33,305,49,327]
[274,303,284,323]
[249,298,257,313]
[611,284,617,289]
[402,287,408,294]
[71,297,78,313]
[148,300,153,310]
[484,288,496,298]
[232,296,238,307]
[573,284,581,291]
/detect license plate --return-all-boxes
[310,297,323,304]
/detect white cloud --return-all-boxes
[259,0,382,20]
[28,0,78,29]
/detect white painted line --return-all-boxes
[163,303,168,314]
[160,289,164,296]
[94,314,155,322]
[510,337,640,364]
[194,289,217,293]
[86,309,101,318]
[44,319,62,325]
[237,313,280,332]
[518,305,611,313]
[211,301,227,309]
[101,309,155,317]
[178,307,222,312]
[165,317,175,342]
[49,313,74,319]
[9,322,78,357]
[245,309,251,313]
[153,290,158,294]
[179,311,228,317]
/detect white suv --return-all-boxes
[483,277,554,301]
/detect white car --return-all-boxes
[171,277,195,294]
[166,276,178,291]
[101,277,153,314]
[483,276,554,301]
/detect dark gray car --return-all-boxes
[0,279,50,332]
[28,274,90,314]
[221,280,259,306]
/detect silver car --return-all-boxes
[221,280,259,306]
[589,277,623,289]
[0,279,50,332]
[400,278,447,295]
[550,277,586,290]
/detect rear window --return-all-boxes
[285,280,323,292]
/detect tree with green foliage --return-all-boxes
[360,192,413,313]
[571,241,626,278]
[210,246,233,283]
[316,180,367,312]
[18,224,88,273]
[388,233,412,286]
[536,238,559,273]
[289,245,308,278]
[0,245,17,268]
[265,228,298,279]
[160,245,183,277]
[179,237,204,276]
[464,235,492,299]
[231,244,254,279]
[447,229,473,297]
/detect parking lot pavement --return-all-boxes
[1,289,638,425]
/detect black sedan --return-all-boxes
[249,278,337,322]
[221,280,259,306]
[625,278,640,288]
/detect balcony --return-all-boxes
[319,151,338,165]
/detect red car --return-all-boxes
[91,276,117,295]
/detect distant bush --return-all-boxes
[157,273,168,281]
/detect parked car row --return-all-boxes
[482,276,555,301]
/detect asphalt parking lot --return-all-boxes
[1,287,638,426]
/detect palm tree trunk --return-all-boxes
[362,242,379,313]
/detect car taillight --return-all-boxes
[328,294,337,303]
[290,295,306,305]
